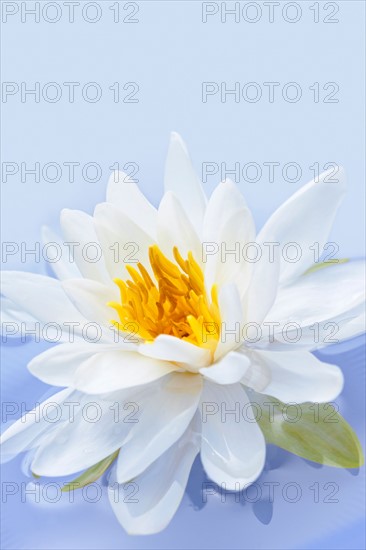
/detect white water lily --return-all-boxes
[1,133,365,534]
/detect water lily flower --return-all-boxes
[1,133,365,534]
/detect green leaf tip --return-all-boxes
[61,450,119,492]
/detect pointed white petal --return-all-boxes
[139,335,211,370]
[336,312,365,342]
[73,351,177,394]
[257,168,346,284]
[94,203,154,280]
[61,278,119,327]
[116,373,202,482]
[41,225,81,280]
[31,390,136,476]
[249,302,366,352]
[1,388,75,462]
[106,171,157,238]
[164,132,207,234]
[0,271,86,327]
[280,313,365,351]
[265,260,365,328]
[214,283,244,361]
[203,179,255,297]
[200,382,265,490]
[60,209,110,284]
[157,192,202,261]
[200,351,250,384]
[249,350,344,403]
[109,414,200,535]
[28,342,135,387]
[243,243,281,325]
[1,296,36,325]
[238,350,272,392]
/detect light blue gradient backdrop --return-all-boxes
[1,1,365,548]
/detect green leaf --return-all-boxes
[304,258,348,275]
[257,397,364,468]
[32,472,41,479]
[61,450,119,492]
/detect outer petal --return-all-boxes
[0,388,75,462]
[41,225,81,280]
[73,350,177,394]
[27,342,136,387]
[257,167,346,284]
[202,179,255,297]
[243,242,281,325]
[275,312,364,351]
[115,373,202,482]
[248,302,366,352]
[265,260,365,329]
[157,192,202,262]
[109,414,200,535]
[200,351,251,385]
[106,171,157,238]
[60,209,110,284]
[164,132,207,235]
[93,203,154,280]
[0,271,86,327]
[138,335,211,370]
[31,389,137,476]
[200,381,265,490]
[214,283,244,361]
[1,296,36,326]
[336,311,365,342]
[248,350,344,403]
[61,278,119,327]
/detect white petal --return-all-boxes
[28,342,135,387]
[243,243,281,325]
[139,335,211,370]
[265,260,365,329]
[1,388,75,462]
[336,312,366,342]
[93,203,154,280]
[60,209,110,284]
[278,311,364,351]
[249,350,344,403]
[203,179,255,297]
[157,192,202,261]
[200,351,250,384]
[73,351,177,394]
[164,132,207,235]
[62,278,119,327]
[249,302,366,352]
[257,167,346,284]
[41,225,81,280]
[214,283,244,361]
[106,171,157,238]
[200,381,265,490]
[31,390,136,476]
[1,296,36,326]
[109,414,200,535]
[116,373,202,482]
[239,350,272,392]
[0,271,86,327]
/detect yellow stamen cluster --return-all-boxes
[108,245,221,353]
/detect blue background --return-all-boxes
[1,1,365,548]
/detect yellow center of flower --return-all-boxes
[108,245,221,353]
